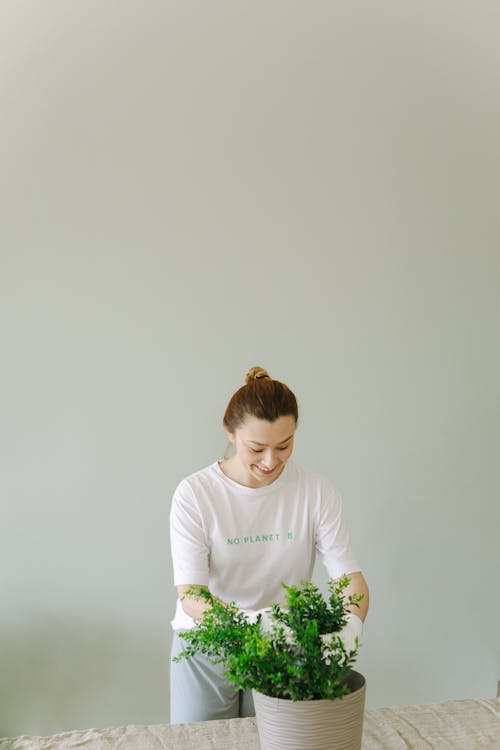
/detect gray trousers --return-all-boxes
[169,631,255,724]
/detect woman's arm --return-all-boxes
[176,584,227,620]
[334,571,369,623]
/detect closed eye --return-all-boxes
[250,445,290,453]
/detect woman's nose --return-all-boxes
[262,449,276,466]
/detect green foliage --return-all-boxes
[174,577,363,701]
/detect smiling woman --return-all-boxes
[169,367,369,724]
[221,413,295,487]
[219,367,297,487]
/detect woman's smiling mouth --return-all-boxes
[255,465,278,475]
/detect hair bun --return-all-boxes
[245,366,271,385]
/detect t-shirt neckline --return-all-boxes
[213,459,292,495]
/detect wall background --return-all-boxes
[1,0,499,737]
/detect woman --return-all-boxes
[169,367,369,724]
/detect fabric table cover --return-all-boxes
[1,697,499,749]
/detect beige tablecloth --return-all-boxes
[1,697,499,749]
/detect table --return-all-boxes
[1,697,499,749]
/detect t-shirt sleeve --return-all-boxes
[315,483,361,579]
[170,482,209,587]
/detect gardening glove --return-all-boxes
[321,613,363,654]
[238,607,279,625]
[238,608,276,629]
[239,608,296,645]
[238,608,262,624]
[257,609,296,645]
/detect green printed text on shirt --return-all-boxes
[227,532,294,545]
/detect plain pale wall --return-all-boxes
[1,0,499,737]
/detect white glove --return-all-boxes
[258,609,297,645]
[238,607,280,631]
[238,609,264,625]
[238,608,295,644]
[257,608,276,633]
[321,613,363,655]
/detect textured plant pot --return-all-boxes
[252,670,366,750]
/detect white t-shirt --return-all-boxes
[170,459,360,630]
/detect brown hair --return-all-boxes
[223,366,299,433]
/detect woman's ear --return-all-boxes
[223,430,236,460]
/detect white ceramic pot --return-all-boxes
[252,670,366,750]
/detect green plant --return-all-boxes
[174,576,363,701]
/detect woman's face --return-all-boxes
[227,415,296,487]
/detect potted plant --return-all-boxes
[174,575,366,750]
